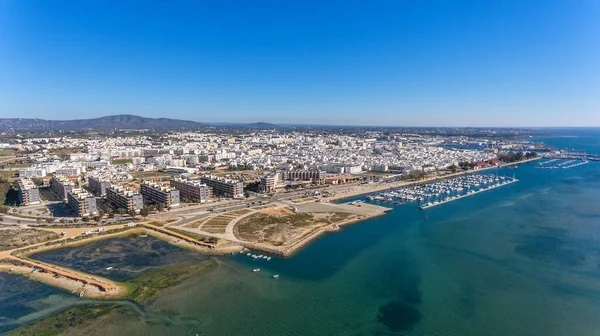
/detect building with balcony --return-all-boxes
[170,177,212,203]
[50,175,74,201]
[106,185,144,213]
[200,175,244,198]
[140,182,180,207]
[67,188,97,216]
[17,178,41,205]
[87,176,111,197]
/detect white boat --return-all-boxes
[246,253,251,256]
[79,292,84,298]
[267,257,272,261]
[262,256,268,259]
[106,267,113,270]
[272,274,279,279]
[253,268,261,272]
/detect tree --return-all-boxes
[0,216,4,222]
[0,206,9,214]
[157,203,165,213]
[46,218,55,223]
[129,208,137,219]
[73,218,79,223]
[36,218,42,224]
[97,209,105,219]
[449,164,458,173]
[140,207,150,218]
[82,216,90,223]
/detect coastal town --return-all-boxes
[0,125,591,300]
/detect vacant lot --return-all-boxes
[234,209,355,246]
[0,228,60,251]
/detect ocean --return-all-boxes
[2,129,600,335]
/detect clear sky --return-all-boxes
[1,1,598,126]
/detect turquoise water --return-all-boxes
[2,130,600,335]
[0,273,78,334]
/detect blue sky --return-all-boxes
[1,1,598,126]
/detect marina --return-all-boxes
[537,159,590,169]
[365,173,518,210]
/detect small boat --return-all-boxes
[79,292,84,298]
[266,257,272,261]
[106,267,113,270]
[253,268,261,272]
[140,235,148,238]
[272,274,279,279]
[262,256,268,259]
[246,253,251,256]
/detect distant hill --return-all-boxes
[0,115,206,131]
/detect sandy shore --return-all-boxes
[327,157,540,202]
[0,264,123,299]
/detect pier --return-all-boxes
[419,178,518,209]
[536,159,590,169]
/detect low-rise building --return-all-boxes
[106,185,144,213]
[200,175,244,198]
[50,175,74,201]
[17,178,41,205]
[67,188,97,216]
[170,177,212,203]
[18,167,47,178]
[140,182,180,207]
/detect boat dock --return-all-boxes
[536,159,590,169]
[419,178,518,210]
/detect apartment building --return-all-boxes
[67,188,97,216]
[18,167,47,178]
[50,175,74,201]
[259,173,279,193]
[106,185,144,213]
[170,177,212,203]
[200,175,244,198]
[17,178,41,205]
[140,182,180,207]
[283,169,326,183]
[55,166,84,176]
[87,176,111,197]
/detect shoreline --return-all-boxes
[326,157,539,202]
[0,159,537,299]
[238,204,390,257]
[0,227,240,300]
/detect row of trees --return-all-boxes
[498,151,537,163]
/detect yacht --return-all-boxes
[253,268,261,272]
[272,274,280,279]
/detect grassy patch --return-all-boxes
[0,229,59,252]
[0,149,15,156]
[125,259,217,303]
[7,304,128,336]
[111,158,133,165]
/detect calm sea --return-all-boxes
[2,129,600,335]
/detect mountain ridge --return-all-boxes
[0,115,207,131]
